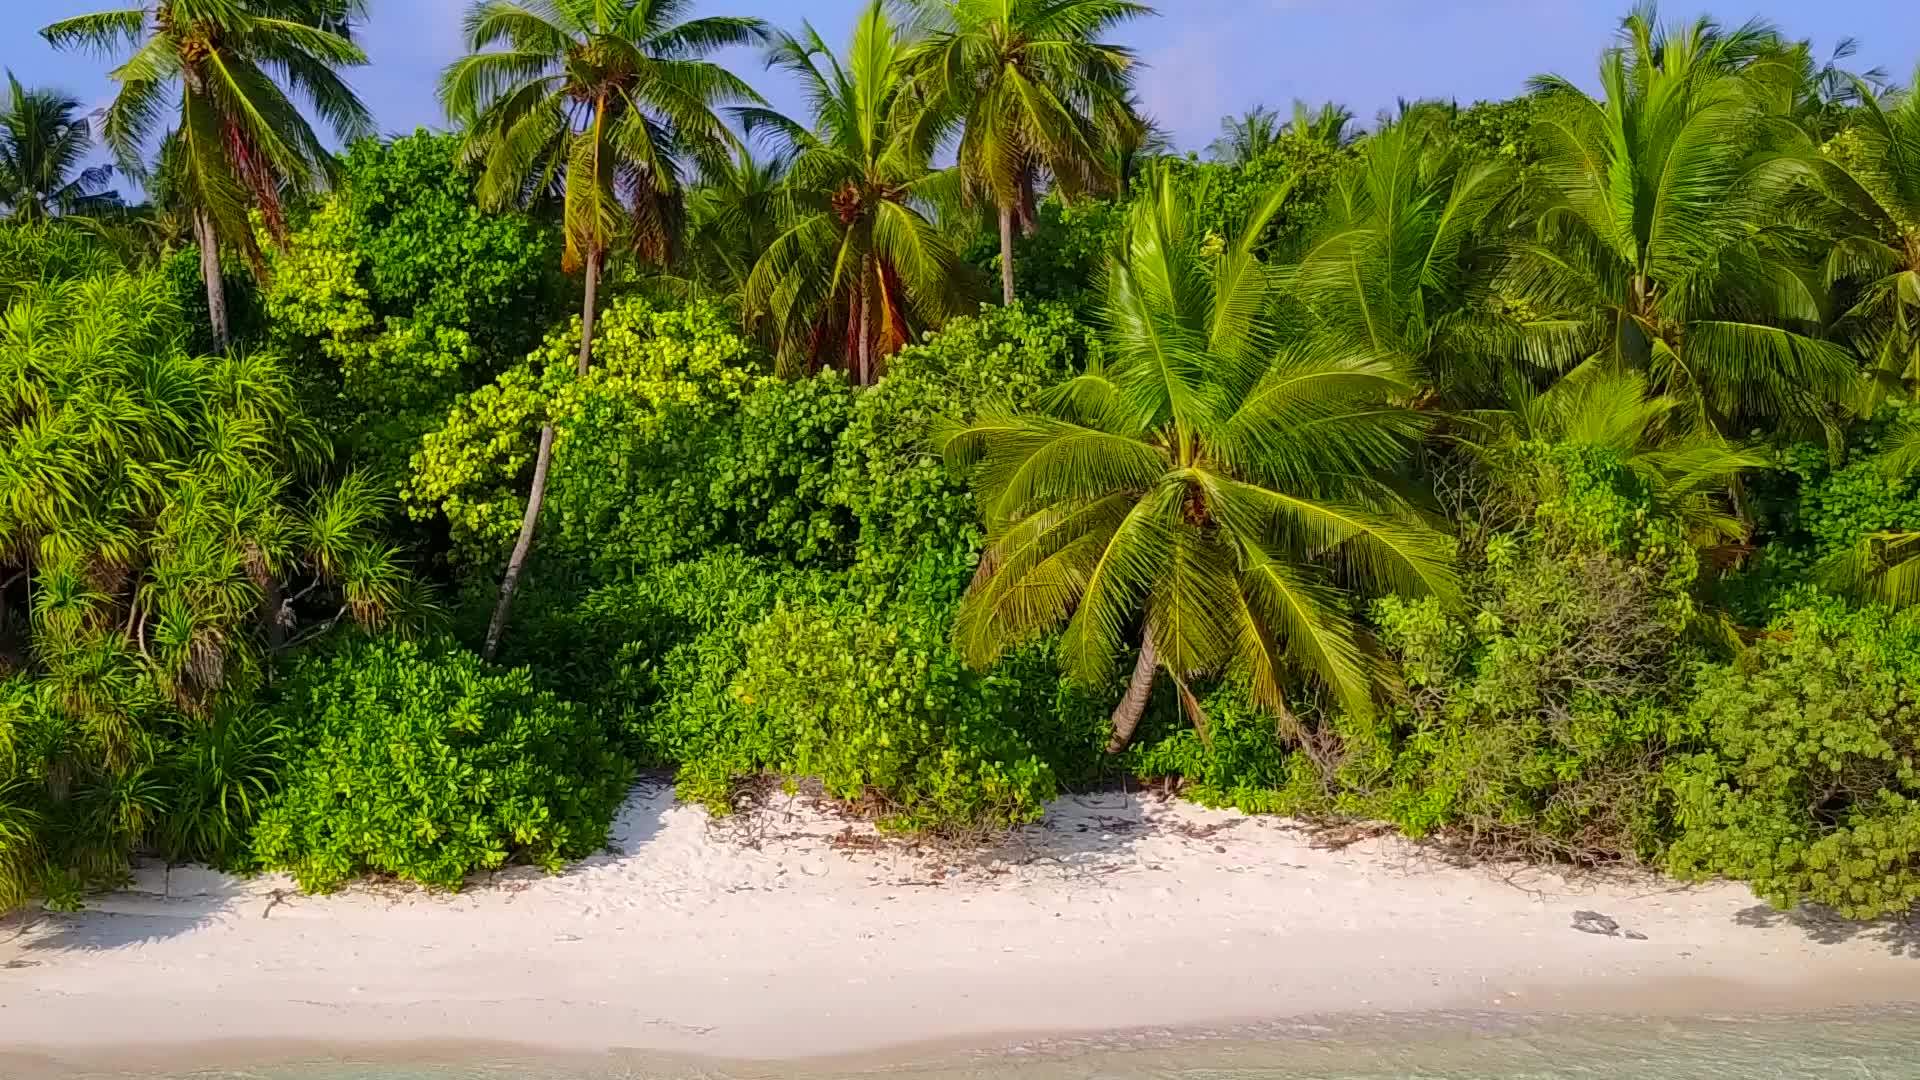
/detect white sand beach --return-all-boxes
[3,781,1917,1070]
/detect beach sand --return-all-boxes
[3,781,1917,1070]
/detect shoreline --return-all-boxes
[4,782,1918,1071]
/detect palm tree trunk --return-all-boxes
[574,247,601,376]
[856,263,873,387]
[998,203,1017,306]
[484,248,602,660]
[1106,634,1159,754]
[193,208,229,351]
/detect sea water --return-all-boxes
[60,1009,1920,1080]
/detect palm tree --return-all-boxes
[1287,100,1359,149]
[1501,7,1861,443]
[743,3,976,384]
[901,0,1150,305]
[1799,66,1920,400]
[942,171,1458,751]
[684,142,789,310]
[42,0,375,350]
[440,0,767,658]
[1099,91,1169,198]
[1210,100,1356,164]
[1464,364,1768,545]
[0,73,118,221]
[1208,105,1283,165]
[1285,113,1521,403]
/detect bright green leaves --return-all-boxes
[1666,605,1920,918]
[404,298,756,565]
[262,131,561,480]
[252,637,628,892]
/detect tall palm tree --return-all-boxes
[440,0,767,658]
[1800,66,1920,399]
[901,0,1150,305]
[42,0,375,350]
[0,73,118,221]
[942,171,1458,751]
[1285,113,1520,403]
[743,3,975,384]
[1502,6,1860,441]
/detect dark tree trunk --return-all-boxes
[194,208,229,351]
[484,247,601,660]
[856,264,873,387]
[998,203,1017,306]
[1106,634,1159,754]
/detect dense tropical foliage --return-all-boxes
[10,2,1920,923]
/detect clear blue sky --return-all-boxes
[5,0,1918,183]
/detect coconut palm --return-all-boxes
[0,74,118,222]
[1210,100,1356,165]
[1287,100,1359,149]
[684,142,789,310]
[1099,91,1169,198]
[1285,113,1521,403]
[41,0,375,350]
[743,3,976,384]
[1798,66,1920,399]
[942,171,1458,751]
[901,0,1150,304]
[1463,364,1768,545]
[1208,105,1284,165]
[439,0,768,657]
[1503,7,1861,441]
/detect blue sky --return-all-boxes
[5,0,1918,181]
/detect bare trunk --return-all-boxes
[998,203,1017,306]
[194,208,229,350]
[261,576,286,651]
[483,249,601,660]
[1106,634,1159,754]
[574,247,601,376]
[856,266,873,387]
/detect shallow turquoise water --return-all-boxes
[37,1010,1920,1079]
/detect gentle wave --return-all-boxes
[80,1007,1920,1080]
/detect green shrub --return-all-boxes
[731,599,1064,832]
[1131,681,1324,814]
[406,299,759,568]
[565,551,831,761]
[1665,603,1920,918]
[830,302,1096,600]
[262,131,560,478]
[252,637,629,892]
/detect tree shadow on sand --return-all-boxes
[1734,903,1920,958]
[8,871,252,955]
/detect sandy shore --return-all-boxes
[3,781,1918,1070]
